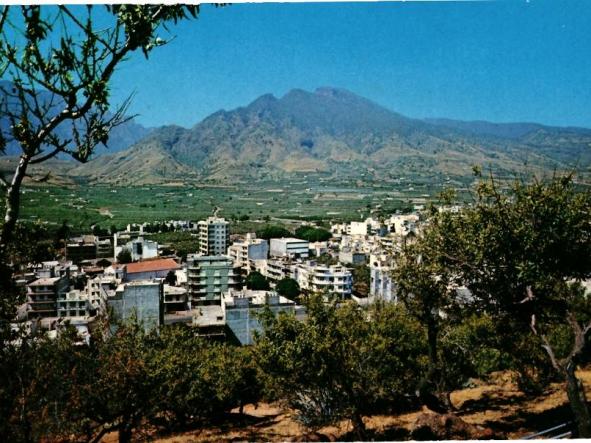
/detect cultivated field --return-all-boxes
[18,176,470,233]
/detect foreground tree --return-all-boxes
[0,4,198,305]
[437,174,591,437]
[255,296,425,438]
[393,233,460,412]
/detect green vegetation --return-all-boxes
[116,248,132,264]
[397,173,591,436]
[245,271,271,291]
[275,277,300,300]
[15,178,457,236]
[294,225,332,242]
[151,231,199,260]
[255,296,426,438]
[255,224,293,240]
[352,264,370,298]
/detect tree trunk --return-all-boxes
[0,155,29,309]
[0,154,29,253]
[118,422,132,443]
[416,317,452,412]
[351,411,366,440]
[564,362,591,438]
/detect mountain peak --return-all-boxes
[314,86,358,100]
[247,93,278,110]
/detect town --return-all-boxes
[14,211,424,345]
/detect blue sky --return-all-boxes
[29,2,591,128]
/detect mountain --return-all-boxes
[6,86,591,184]
[118,87,587,182]
[0,81,152,157]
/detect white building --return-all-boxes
[270,238,309,259]
[332,217,387,237]
[369,253,397,303]
[293,261,352,299]
[57,276,113,319]
[227,233,269,273]
[386,214,420,236]
[115,236,158,262]
[198,217,230,256]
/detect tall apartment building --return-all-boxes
[186,255,241,306]
[227,233,269,274]
[198,217,230,256]
[57,276,115,319]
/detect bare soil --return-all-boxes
[100,369,591,442]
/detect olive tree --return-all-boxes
[255,296,425,439]
[438,174,591,437]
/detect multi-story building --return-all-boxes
[385,214,420,236]
[109,280,164,331]
[227,233,269,274]
[338,249,367,265]
[263,258,295,283]
[163,284,189,313]
[96,238,114,259]
[186,255,241,306]
[66,235,98,264]
[270,238,309,259]
[332,218,387,238]
[223,289,297,345]
[26,276,69,320]
[198,217,230,256]
[294,261,352,299]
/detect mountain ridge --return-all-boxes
[4,86,591,185]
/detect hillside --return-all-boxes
[4,87,591,185]
[100,369,591,442]
[68,143,199,186]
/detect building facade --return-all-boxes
[269,238,309,259]
[223,289,297,345]
[227,233,269,274]
[198,217,230,256]
[186,255,242,306]
[109,280,164,331]
[26,276,69,320]
[294,262,352,299]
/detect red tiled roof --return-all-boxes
[126,258,180,274]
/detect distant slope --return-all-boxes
[68,142,199,185]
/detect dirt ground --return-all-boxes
[101,369,591,442]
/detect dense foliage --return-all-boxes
[255,225,292,240]
[245,271,271,291]
[0,322,263,443]
[275,277,300,300]
[255,296,426,438]
[294,226,332,242]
